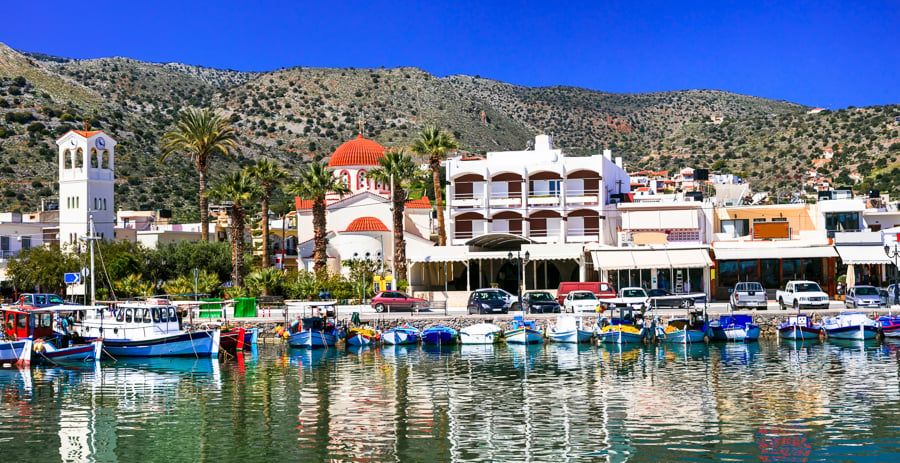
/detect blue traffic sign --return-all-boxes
[64,272,81,284]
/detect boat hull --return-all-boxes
[287,330,338,348]
[422,329,457,345]
[779,325,821,340]
[505,328,544,344]
[345,333,374,346]
[548,329,593,343]
[824,325,878,340]
[658,328,706,344]
[219,328,258,351]
[0,340,32,364]
[877,316,900,338]
[101,330,221,357]
[597,329,644,344]
[34,340,102,364]
[459,323,502,344]
[381,328,419,345]
[711,325,761,342]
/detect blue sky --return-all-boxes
[5,0,899,108]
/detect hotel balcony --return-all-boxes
[489,192,523,208]
[527,194,561,207]
[566,226,602,243]
[450,193,485,208]
[565,188,601,206]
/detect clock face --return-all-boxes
[69,139,76,147]
[95,138,106,149]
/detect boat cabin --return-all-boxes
[2,307,55,340]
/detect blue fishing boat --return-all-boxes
[381,325,420,345]
[822,312,878,340]
[2,304,101,364]
[778,314,821,340]
[287,316,339,348]
[505,315,543,344]
[0,339,32,365]
[877,314,900,338]
[422,325,458,345]
[345,327,377,346]
[75,300,220,357]
[596,305,645,344]
[656,307,709,344]
[548,315,592,343]
[709,314,760,342]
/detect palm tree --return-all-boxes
[160,107,239,242]
[410,125,459,246]
[248,159,289,268]
[205,170,261,288]
[369,149,422,281]
[285,162,351,273]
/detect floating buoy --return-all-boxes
[33,340,46,353]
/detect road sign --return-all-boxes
[64,272,81,284]
[81,267,90,277]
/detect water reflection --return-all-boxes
[1,341,900,461]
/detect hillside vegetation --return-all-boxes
[1,42,898,220]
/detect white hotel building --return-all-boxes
[407,135,631,301]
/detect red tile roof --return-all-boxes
[405,197,432,209]
[344,216,389,232]
[295,198,315,210]
[327,134,386,167]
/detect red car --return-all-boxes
[371,291,430,313]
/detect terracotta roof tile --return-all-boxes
[344,216,389,232]
[405,197,432,209]
[328,134,386,167]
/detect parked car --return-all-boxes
[471,288,519,310]
[729,282,768,310]
[845,285,883,309]
[556,282,616,305]
[600,287,650,310]
[370,291,429,313]
[521,291,561,313]
[467,289,509,314]
[776,280,829,310]
[12,293,71,308]
[647,288,694,308]
[563,290,601,314]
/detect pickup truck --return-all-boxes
[775,281,830,310]
[599,287,650,311]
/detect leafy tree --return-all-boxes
[285,161,350,272]
[160,107,239,242]
[206,170,261,288]
[410,125,459,246]
[369,148,423,281]
[7,246,80,295]
[147,241,232,287]
[246,267,284,297]
[248,158,289,268]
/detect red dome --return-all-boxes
[344,216,389,232]
[328,135,386,167]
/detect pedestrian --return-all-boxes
[683,280,690,294]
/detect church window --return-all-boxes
[90,148,100,168]
[64,150,73,169]
[339,170,350,186]
[103,150,111,169]
[358,170,367,190]
[75,148,84,168]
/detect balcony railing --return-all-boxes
[527,194,561,206]
[565,189,601,205]
[450,193,485,208]
[566,227,602,243]
[489,192,523,207]
[0,250,19,260]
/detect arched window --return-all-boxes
[102,150,111,169]
[90,148,100,168]
[339,170,350,186]
[63,149,73,169]
[75,148,84,168]
[357,170,367,190]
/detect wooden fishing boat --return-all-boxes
[422,325,458,345]
[2,304,101,364]
[822,312,877,340]
[286,316,339,348]
[656,306,709,344]
[505,315,543,344]
[381,325,420,345]
[0,339,32,365]
[548,315,592,343]
[777,314,821,340]
[459,323,502,344]
[709,314,760,342]
[877,314,900,338]
[596,305,645,344]
[219,327,259,352]
[75,299,220,357]
[345,327,377,346]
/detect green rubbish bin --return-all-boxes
[234,297,257,317]
[199,298,222,318]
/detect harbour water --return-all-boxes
[2,339,900,462]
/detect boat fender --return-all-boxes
[33,339,45,353]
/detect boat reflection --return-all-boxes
[422,343,457,356]
[660,342,709,361]
[718,341,761,367]
[288,346,339,369]
[505,342,543,370]
[0,366,33,398]
[458,343,495,361]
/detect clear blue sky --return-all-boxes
[6,0,899,108]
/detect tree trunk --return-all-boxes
[199,168,210,242]
[431,162,445,246]
[231,204,245,287]
[260,188,271,269]
[313,196,327,272]
[393,184,407,281]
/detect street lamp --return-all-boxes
[507,250,531,313]
[886,243,900,305]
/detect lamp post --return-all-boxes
[507,250,531,313]
[886,243,900,306]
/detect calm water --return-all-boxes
[2,339,900,462]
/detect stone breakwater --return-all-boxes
[214,309,895,343]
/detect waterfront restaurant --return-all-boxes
[710,203,837,299]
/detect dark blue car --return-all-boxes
[467,290,508,314]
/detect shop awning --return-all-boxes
[408,247,469,263]
[713,246,838,260]
[590,248,711,270]
[835,246,893,265]
[521,244,584,261]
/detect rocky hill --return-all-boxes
[1,42,898,219]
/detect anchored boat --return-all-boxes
[709,314,761,342]
[459,323,502,344]
[548,315,593,343]
[381,325,420,345]
[822,312,878,340]
[505,314,543,344]
[2,304,100,364]
[422,325,458,345]
[778,314,821,340]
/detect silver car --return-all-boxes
[845,285,883,309]
[730,282,768,310]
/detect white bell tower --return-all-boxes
[56,129,116,251]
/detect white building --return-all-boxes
[56,130,116,249]
[407,134,631,301]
